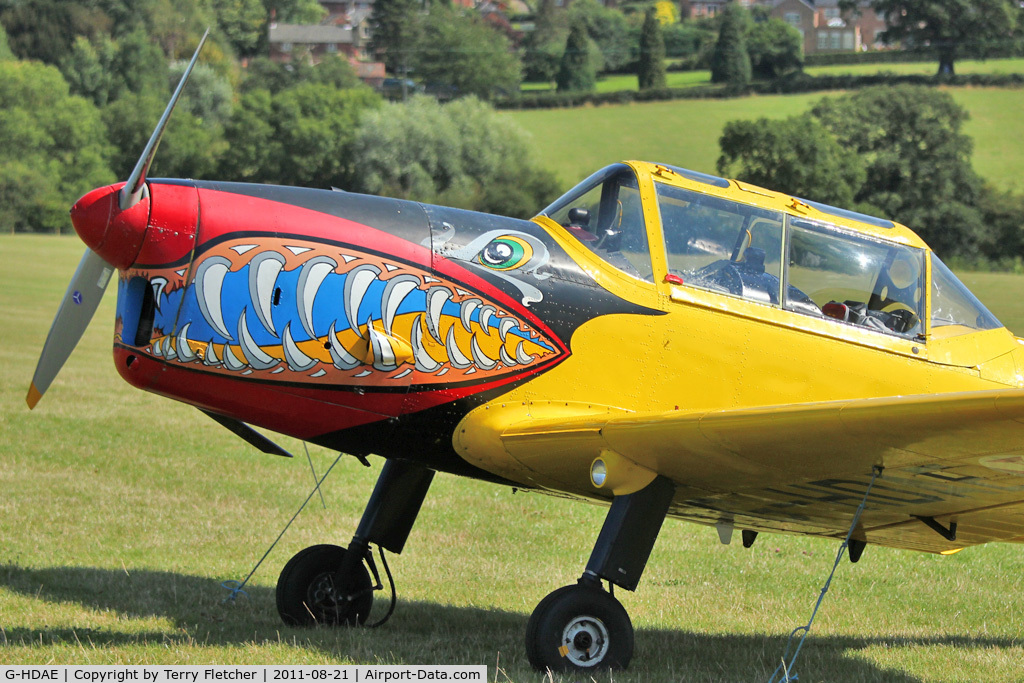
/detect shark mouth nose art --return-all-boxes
[124,237,564,387]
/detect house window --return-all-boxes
[817,32,828,50]
[327,43,338,53]
[281,42,293,53]
[843,31,855,50]
[824,8,840,20]
[784,12,801,27]
[830,31,841,50]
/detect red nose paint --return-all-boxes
[70,183,150,270]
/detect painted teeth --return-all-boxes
[445,324,473,369]
[249,252,285,337]
[204,342,221,366]
[238,308,278,370]
[382,275,419,336]
[344,264,380,338]
[297,256,337,339]
[470,335,497,370]
[328,322,360,370]
[177,323,196,362]
[170,248,552,376]
[498,318,516,342]
[460,298,481,332]
[195,256,233,340]
[425,287,451,344]
[411,314,440,372]
[368,320,398,370]
[499,345,517,367]
[162,335,176,360]
[223,343,247,371]
[283,322,318,371]
[515,340,535,364]
[151,277,167,311]
[478,305,495,335]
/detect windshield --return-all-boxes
[930,254,1002,335]
[540,164,653,281]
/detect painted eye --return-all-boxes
[478,236,533,271]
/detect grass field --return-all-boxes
[2,234,1024,680]
[507,85,1024,196]
[521,57,1024,95]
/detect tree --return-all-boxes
[717,116,864,208]
[809,85,987,256]
[60,35,120,106]
[348,95,559,218]
[410,5,520,101]
[637,7,666,91]
[567,0,633,73]
[522,0,566,83]
[0,21,12,60]
[262,0,325,23]
[212,0,266,56]
[103,92,224,181]
[221,83,381,188]
[111,29,171,98]
[0,0,111,64]
[218,88,279,183]
[0,60,114,233]
[710,2,751,89]
[171,61,234,128]
[556,21,595,93]
[716,85,992,258]
[855,0,1019,76]
[370,0,422,76]
[746,17,802,79]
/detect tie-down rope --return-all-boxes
[221,449,345,602]
[767,465,883,683]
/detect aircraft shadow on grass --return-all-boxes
[0,564,1013,681]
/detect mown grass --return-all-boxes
[508,86,1024,196]
[2,235,1024,680]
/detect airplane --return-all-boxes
[28,36,1024,673]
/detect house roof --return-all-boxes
[269,23,353,45]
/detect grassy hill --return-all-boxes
[506,87,1024,196]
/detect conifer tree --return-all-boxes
[637,7,666,90]
[556,21,595,92]
[370,0,422,76]
[710,2,751,89]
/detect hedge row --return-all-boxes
[804,47,1024,67]
[803,50,935,67]
[496,71,1024,110]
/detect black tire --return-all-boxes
[276,544,373,627]
[525,583,633,672]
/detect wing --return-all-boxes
[456,390,1024,553]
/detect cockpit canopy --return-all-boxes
[540,163,1003,340]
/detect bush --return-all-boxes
[348,96,560,218]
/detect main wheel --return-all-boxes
[276,544,373,627]
[525,583,633,672]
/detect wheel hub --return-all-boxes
[309,572,341,611]
[561,615,609,667]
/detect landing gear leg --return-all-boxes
[526,476,675,671]
[276,459,434,627]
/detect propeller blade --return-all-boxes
[119,28,210,211]
[27,249,115,409]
